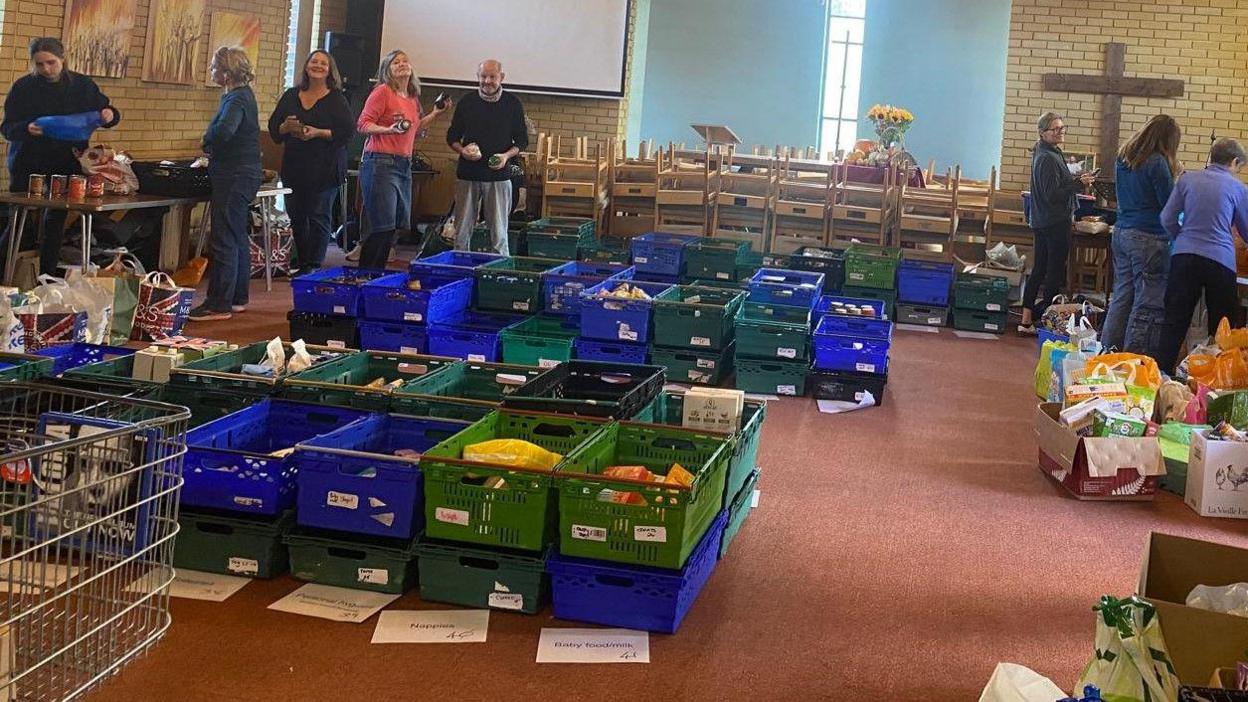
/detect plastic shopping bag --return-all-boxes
[96,251,142,345]
[462,439,562,472]
[1216,349,1248,390]
[1074,595,1180,702]
[0,293,25,353]
[978,663,1067,702]
[1185,383,1211,425]
[1216,317,1248,351]
[130,272,193,341]
[1037,339,1076,399]
[1087,354,1161,419]
[63,269,115,344]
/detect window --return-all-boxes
[284,0,302,87]
[819,0,866,157]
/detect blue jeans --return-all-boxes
[359,152,411,270]
[287,183,339,270]
[205,168,262,311]
[1101,227,1170,353]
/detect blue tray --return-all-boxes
[578,279,674,343]
[630,232,700,276]
[815,314,893,341]
[748,268,825,308]
[358,319,429,355]
[291,266,389,316]
[34,343,133,375]
[427,311,523,363]
[573,337,649,365]
[813,294,888,321]
[897,260,954,307]
[409,250,505,281]
[812,317,890,375]
[542,261,634,316]
[360,274,472,324]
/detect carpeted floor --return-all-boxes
[84,275,1248,702]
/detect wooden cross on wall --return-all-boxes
[1043,42,1184,178]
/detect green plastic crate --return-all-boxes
[742,301,812,327]
[0,352,54,381]
[719,469,760,559]
[422,409,608,551]
[685,278,748,291]
[475,256,563,313]
[844,243,901,290]
[734,356,808,397]
[952,308,1007,334]
[557,422,731,569]
[526,230,592,260]
[652,285,745,351]
[953,272,1010,312]
[281,351,459,410]
[63,354,160,392]
[416,539,549,614]
[526,217,595,236]
[579,239,631,265]
[650,342,735,385]
[174,509,293,578]
[660,390,767,503]
[499,315,578,369]
[155,384,265,429]
[736,317,810,362]
[171,340,347,394]
[285,530,418,594]
[391,360,543,421]
[684,238,749,283]
[841,285,897,320]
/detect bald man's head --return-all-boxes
[477,59,503,96]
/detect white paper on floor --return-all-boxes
[953,330,1001,340]
[895,323,939,334]
[536,628,650,664]
[816,392,876,414]
[0,561,79,594]
[743,394,780,403]
[751,489,760,508]
[268,583,399,623]
[371,609,490,644]
[167,569,252,601]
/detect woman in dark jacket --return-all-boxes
[189,46,262,322]
[0,36,120,275]
[267,50,353,276]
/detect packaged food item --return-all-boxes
[1064,381,1128,410]
[462,439,562,471]
[406,278,423,291]
[49,175,67,197]
[1212,421,1248,442]
[27,174,45,195]
[595,488,647,505]
[68,175,86,199]
[1060,396,1114,435]
[665,463,695,487]
[1091,409,1148,438]
[393,448,420,458]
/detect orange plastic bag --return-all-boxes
[171,256,208,288]
[1216,317,1248,351]
[1215,349,1248,390]
[1084,353,1163,390]
[1187,354,1218,386]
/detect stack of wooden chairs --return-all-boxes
[607,139,658,239]
[829,161,899,248]
[895,165,961,261]
[712,146,777,252]
[770,155,833,255]
[654,145,721,234]
[540,136,610,229]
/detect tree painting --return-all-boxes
[64,0,138,79]
[205,11,261,85]
[141,0,206,85]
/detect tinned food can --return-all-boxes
[27,174,45,195]
[86,174,105,197]
[50,175,67,197]
[68,175,87,199]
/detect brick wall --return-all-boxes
[1000,0,1248,190]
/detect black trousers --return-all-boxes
[1022,221,1071,316]
[1152,253,1241,375]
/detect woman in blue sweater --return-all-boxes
[1101,115,1181,352]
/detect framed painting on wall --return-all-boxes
[142,0,206,85]
[205,11,261,85]
[63,0,139,79]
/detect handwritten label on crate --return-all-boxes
[985,323,999,331]
[848,272,865,281]
[619,325,638,342]
[488,592,525,611]
[603,301,624,311]
[435,507,471,526]
[327,491,358,510]
[986,303,1002,312]
[634,256,649,264]
[928,317,943,325]
[536,628,650,664]
[513,301,530,311]
[233,496,263,508]
[539,358,559,369]
[690,336,711,347]
[401,346,421,354]
[334,305,346,314]
[371,610,489,644]
[227,557,258,576]
[777,347,797,359]
[404,312,423,322]
[696,358,716,369]
[633,525,667,543]
[570,524,608,542]
[327,340,347,349]
[467,354,486,363]
[777,384,797,396]
[688,371,710,383]
[357,568,389,586]
[716,272,730,280]
[855,362,876,373]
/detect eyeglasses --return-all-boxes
[1045,126,1069,134]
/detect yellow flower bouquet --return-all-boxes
[866,103,914,148]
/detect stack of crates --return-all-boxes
[809,294,893,405]
[953,272,1011,335]
[787,246,845,294]
[842,244,901,319]
[357,271,473,355]
[895,259,955,327]
[290,266,390,348]
[629,231,700,284]
[651,285,745,386]
[735,268,824,397]
[682,238,750,286]
[575,278,675,365]
[525,217,595,259]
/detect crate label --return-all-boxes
[435,507,471,526]
[327,491,358,510]
[539,358,559,369]
[334,305,346,314]
[696,358,716,369]
[855,362,876,373]
[571,524,608,542]
[927,317,943,325]
[357,568,389,586]
[488,592,525,611]
[777,384,797,396]
[513,301,530,311]
[752,489,761,508]
[690,336,711,347]
[688,371,710,382]
[848,272,865,281]
[604,301,624,311]
[634,256,648,264]
[855,391,868,402]
[467,354,486,362]
[227,557,258,575]
[327,340,346,349]
[777,347,797,359]
[404,312,423,322]
[401,346,421,354]
[633,525,667,543]
[232,496,263,508]
[618,325,638,342]
[715,272,730,280]
[496,373,529,386]
[985,323,1000,331]
[985,303,1002,312]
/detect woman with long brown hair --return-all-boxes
[1101,114,1182,352]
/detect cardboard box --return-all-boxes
[1138,532,1248,684]
[1209,667,1240,689]
[681,387,744,434]
[1034,403,1164,500]
[1186,431,1248,519]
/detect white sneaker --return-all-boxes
[345,244,361,262]
[1017,324,1038,336]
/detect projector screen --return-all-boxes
[380,0,631,99]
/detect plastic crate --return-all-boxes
[954,272,1010,312]
[427,311,524,363]
[952,308,1007,335]
[736,317,810,361]
[573,338,649,365]
[719,470,759,559]
[840,285,897,320]
[499,315,579,368]
[659,389,766,503]
[788,246,846,290]
[132,159,211,196]
[285,530,417,594]
[409,250,505,281]
[0,351,55,381]
[291,266,389,315]
[281,351,457,410]
[808,369,888,406]
[155,384,263,429]
[747,268,826,308]
[526,229,593,260]
[812,317,890,375]
[62,354,159,392]
[174,508,294,578]
[813,294,887,321]
[33,343,133,376]
[500,360,666,420]
[288,310,359,350]
[542,261,634,315]
[172,339,348,394]
[391,360,542,421]
[897,259,955,306]
[557,422,731,569]
[527,216,595,236]
[579,279,674,343]
[734,357,808,396]
[360,273,472,324]
[895,303,948,327]
[182,400,367,515]
[416,539,549,614]
[630,232,700,276]
[357,319,428,355]
[742,301,811,327]
[421,409,609,550]
[844,243,901,290]
[579,238,631,265]
[549,510,727,634]
[475,256,563,313]
[294,414,470,539]
[684,238,749,283]
[651,342,734,386]
[652,285,745,352]
[815,313,894,341]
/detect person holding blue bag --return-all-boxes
[0,37,120,276]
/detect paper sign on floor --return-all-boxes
[371,610,490,644]
[268,583,399,623]
[817,393,875,414]
[536,628,649,663]
[169,569,252,602]
[0,561,79,594]
[952,330,1001,341]
[895,323,939,334]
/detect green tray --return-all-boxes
[841,285,897,320]
[499,315,579,369]
[416,539,549,614]
[895,302,948,327]
[719,469,760,559]
[844,243,901,290]
[281,351,459,410]
[391,360,543,421]
[475,257,563,313]
[951,308,1007,334]
[579,239,631,265]
[285,530,418,594]
[174,509,293,578]
[742,301,812,327]
[736,317,810,362]
[684,238,749,283]
[953,273,1010,312]
[421,409,608,551]
[526,217,595,236]
[660,390,767,503]
[63,354,160,392]
[652,285,745,351]
[650,342,735,385]
[0,352,54,381]
[734,356,808,397]
[558,422,731,569]
[155,384,265,429]
[526,230,592,260]
[171,340,346,394]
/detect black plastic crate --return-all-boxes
[288,310,358,349]
[500,360,666,419]
[132,160,211,197]
[808,370,887,406]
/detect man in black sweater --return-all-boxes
[446,59,528,255]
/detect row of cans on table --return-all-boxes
[27,173,105,198]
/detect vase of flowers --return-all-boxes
[865,104,914,166]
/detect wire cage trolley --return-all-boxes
[0,382,189,701]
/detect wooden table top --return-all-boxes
[0,186,291,212]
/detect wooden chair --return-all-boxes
[896,166,960,261]
[654,145,720,234]
[951,167,993,261]
[541,135,610,229]
[606,139,658,239]
[829,162,898,248]
[984,170,1034,269]
[769,155,833,255]
[711,147,776,252]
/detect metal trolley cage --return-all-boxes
[0,382,189,702]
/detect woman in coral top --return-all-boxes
[356,49,450,269]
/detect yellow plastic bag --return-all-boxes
[1216,317,1248,351]
[1084,353,1162,391]
[1215,349,1248,390]
[462,439,562,471]
[1187,353,1218,386]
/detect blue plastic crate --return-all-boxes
[632,271,681,285]
[294,414,470,539]
[812,316,890,375]
[815,314,894,341]
[547,510,727,634]
[409,250,505,281]
[1038,327,1069,348]
[542,261,634,316]
[748,268,825,308]
[897,260,955,306]
[360,273,472,324]
[573,337,649,364]
[578,279,674,343]
[358,319,429,355]
[427,311,523,362]
[183,400,367,515]
[291,266,389,316]
[34,343,133,376]
[630,232,699,276]
[813,294,888,321]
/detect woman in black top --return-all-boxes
[0,37,120,275]
[267,50,353,275]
